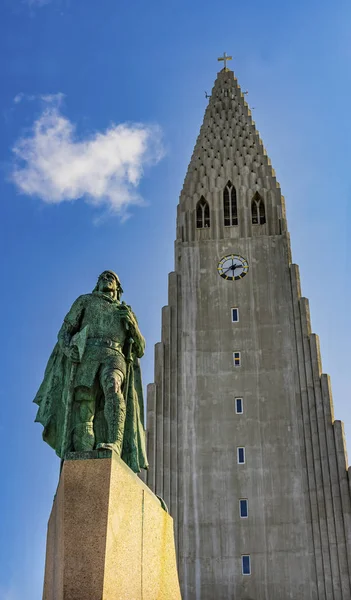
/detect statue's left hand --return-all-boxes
[120,308,135,328]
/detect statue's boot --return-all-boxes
[97,390,126,456]
[96,442,120,454]
[73,422,95,452]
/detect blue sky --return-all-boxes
[1,0,350,597]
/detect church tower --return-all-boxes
[146,60,351,599]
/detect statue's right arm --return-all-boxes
[57,295,86,361]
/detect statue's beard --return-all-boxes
[101,286,116,298]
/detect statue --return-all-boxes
[34,271,148,473]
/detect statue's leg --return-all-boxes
[73,386,95,451]
[99,367,126,455]
[93,385,107,445]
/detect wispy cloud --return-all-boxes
[11,94,164,217]
[13,93,25,104]
[13,92,60,104]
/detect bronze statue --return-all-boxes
[34,271,148,473]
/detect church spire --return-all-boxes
[177,63,286,242]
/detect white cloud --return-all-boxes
[11,96,164,217]
[13,93,24,104]
[39,92,65,105]
[13,93,64,105]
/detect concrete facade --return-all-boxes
[146,68,351,599]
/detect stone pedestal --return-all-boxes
[43,451,181,600]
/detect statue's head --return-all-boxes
[94,270,123,301]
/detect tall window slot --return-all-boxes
[231,308,239,323]
[237,447,245,464]
[251,192,266,225]
[242,555,251,575]
[223,181,238,226]
[239,499,248,518]
[235,398,243,414]
[233,351,241,367]
[196,196,210,228]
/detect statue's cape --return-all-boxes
[33,344,148,473]
[122,355,149,473]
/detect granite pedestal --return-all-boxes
[43,451,181,600]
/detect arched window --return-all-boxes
[251,192,266,225]
[196,196,210,229]
[223,181,238,226]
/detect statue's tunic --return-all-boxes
[34,292,148,472]
[61,292,144,388]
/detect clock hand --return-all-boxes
[223,264,239,274]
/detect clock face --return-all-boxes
[217,254,249,281]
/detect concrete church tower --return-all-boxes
[146,60,351,599]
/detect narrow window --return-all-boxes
[224,185,230,226]
[223,181,238,226]
[231,308,239,323]
[239,499,248,518]
[233,351,241,367]
[237,447,245,464]
[251,192,266,225]
[235,398,243,414]
[251,199,258,224]
[196,196,210,229]
[259,200,266,224]
[242,555,251,575]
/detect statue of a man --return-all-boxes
[34,271,148,473]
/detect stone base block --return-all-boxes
[43,452,181,600]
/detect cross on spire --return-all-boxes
[218,52,232,70]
